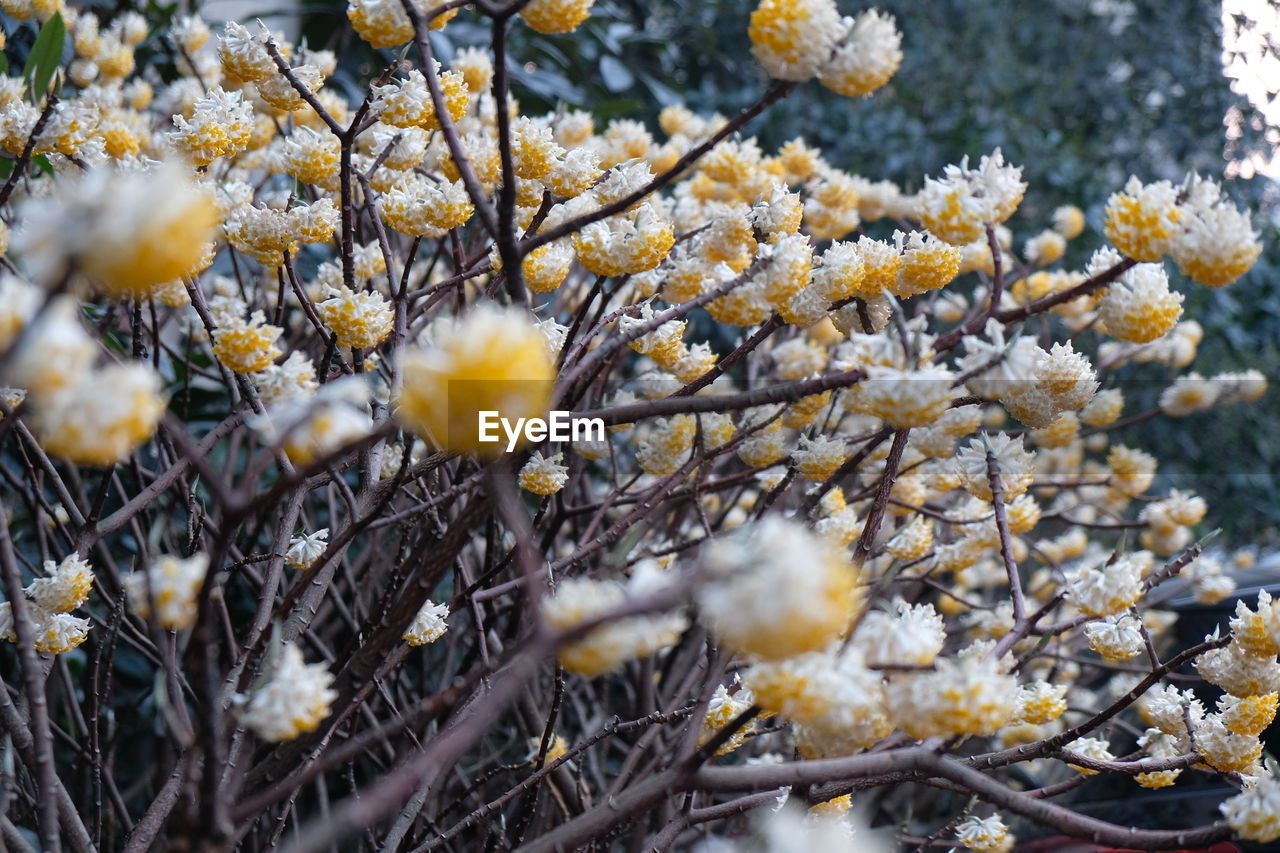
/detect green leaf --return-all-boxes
[23,12,66,102]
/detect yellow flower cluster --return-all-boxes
[397,306,554,454]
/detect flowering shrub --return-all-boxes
[0,0,1272,850]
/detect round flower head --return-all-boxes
[123,553,208,630]
[397,305,554,454]
[573,201,674,276]
[818,10,902,97]
[1066,736,1115,774]
[619,304,687,369]
[1052,204,1086,239]
[541,565,687,676]
[240,644,337,742]
[698,681,756,755]
[31,611,91,654]
[953,433,1035,503]
[372,66,468,131]
[518,452,569,495]
[696,516,862,661]
[1024,229,1066,267]
[811,240,869,301]
[1196,715,1263,774]
[261,378,374,466]
[1065,554,1144,617]
[213,311,283,375]
[286,529,330,570]
[1159,373,1218,416]
[764,653,893,758]
[1015,681,1067,724]
[1079,387,1124,426]
[803,169,863,239]
[318,287,394,351]
[892,230,961,296]
[1084,612,1145,660]
[751,182,805,239]
[956,814,1013,853]
[26,554,94,614]
[748,0,841,82]
[33,363,167,467]
[223,205,298,266]
[860,364,957,428]
[1196,641,1280,697]
[1098,262,1183,344]
[348,0,457,48]
[1103,176,1181,261]
[636,415,697,476]
[16,162,217,300]
[792,434,847,482]
[886,640,1018,738]
[1107,444,1157,497]
[451,46,493,93]
[520,0,595,34]
[1222,774,1280,842]
[856,601,945,666]
[1219,692,1279,738]
[884,514,934,561]
[169,87,255,166]
[216,22,276,83]
[673,343,718,384]
[281,126,341,187]
[918,149,1027,246]
[958,319,1043,402]
[1133,727,1184,789]
[404,600,449,646]
[548,147,603,198]
[4,294,95,395]
[258,63,323,112]
[1169,174,1262,287]
[1229,590,1280,657]
[253,352,319,407]
[379,176,474,237]
[510,116,564,180]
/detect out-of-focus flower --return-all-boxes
[16,163,217,299]
[397,305,554,454]
[696,517,861,660]
[124,553,209,630]
[542,562,687,676]
[32,363,166,466]
[239,643,336,741]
